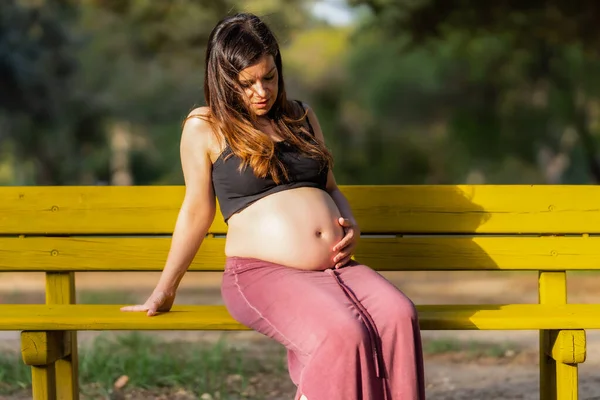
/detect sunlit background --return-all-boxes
[3,0,600,186]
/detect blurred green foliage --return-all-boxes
[2,0,600,185]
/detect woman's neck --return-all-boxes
[256,116,272,127]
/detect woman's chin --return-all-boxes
[253,107,270,116]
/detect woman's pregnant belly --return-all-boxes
[224,187,345,270]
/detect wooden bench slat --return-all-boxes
[3,186,600,234]
[2,236,600,271]
[0,305,247,331]
[0,186,191,235]
[418,304,600,330]
[1,304,600,331]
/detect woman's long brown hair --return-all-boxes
[187,13,333,184]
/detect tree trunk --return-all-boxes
[573,108,600,183]
[551,67,600,183]
[110,121,133,186]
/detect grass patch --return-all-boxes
[0,289,140,305]
[77,290,139,304]
[0,352,31,394]
[0,290,44,304]
[423,338,516,358]
[0,333,289,399]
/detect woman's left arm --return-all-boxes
[305,104,361,268]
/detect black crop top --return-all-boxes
[211,106,329,223]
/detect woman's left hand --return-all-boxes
[332,217,360,269]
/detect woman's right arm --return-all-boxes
[121,110,216,316]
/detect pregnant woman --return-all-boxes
[122,12,425,400]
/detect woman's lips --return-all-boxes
[254,99,269,108]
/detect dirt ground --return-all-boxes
[1,270,600,399]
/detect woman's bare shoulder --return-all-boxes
[184,107,212,135]
[182,107,224,160]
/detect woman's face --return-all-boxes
[238,54,279,116]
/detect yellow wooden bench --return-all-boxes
[1,185,600,400]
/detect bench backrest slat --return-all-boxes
[2,185,600,235]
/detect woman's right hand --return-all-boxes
[120,290,176,317]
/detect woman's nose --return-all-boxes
[254,81,266,97]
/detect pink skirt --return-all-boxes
[221,257,426,400]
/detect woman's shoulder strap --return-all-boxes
[294,100,315,136]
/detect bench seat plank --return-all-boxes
[1,304,600,331]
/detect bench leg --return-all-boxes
[539,271,568,400]
[556,361,578,399]
[541,329,586,400]
[540,330,557,399]
[31,364,57,400]
[46,272,79,400]
[54,331,78,400]
[22,331,67,400]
